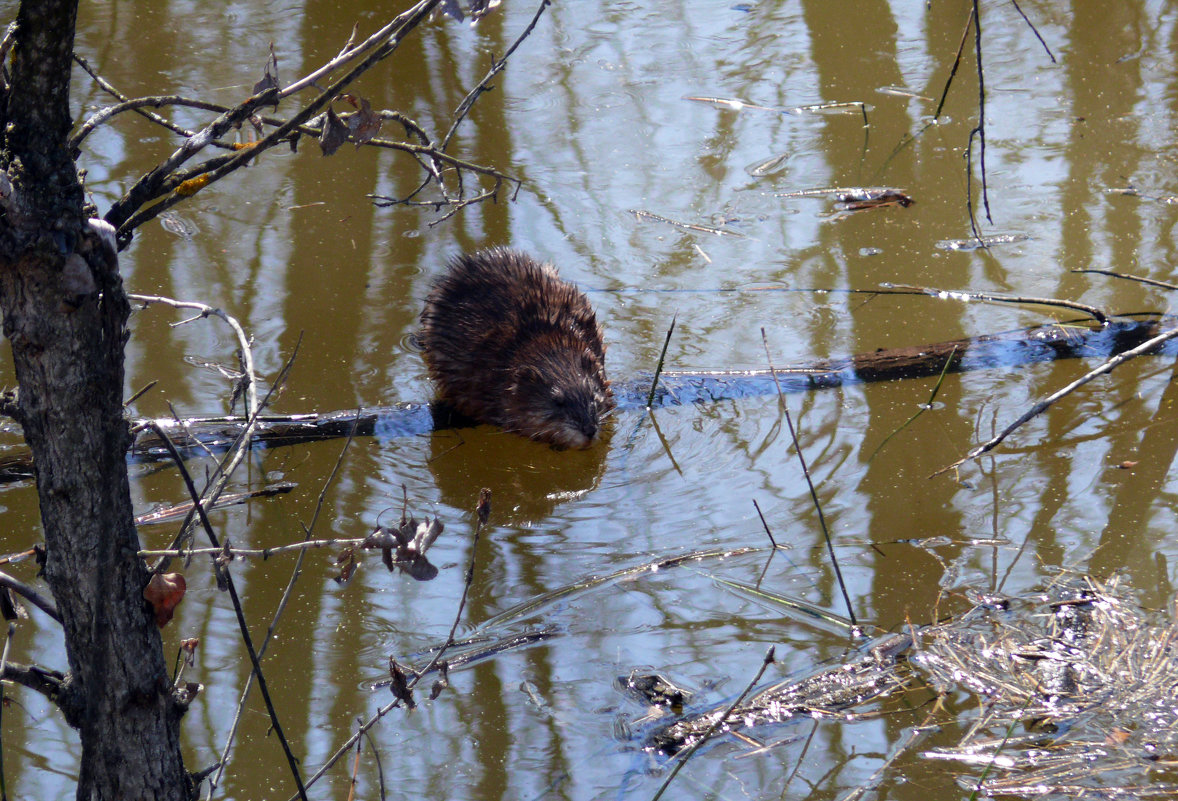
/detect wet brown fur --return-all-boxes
[419,248,614,448]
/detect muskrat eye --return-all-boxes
[518,365,545,386]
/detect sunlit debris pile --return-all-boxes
[619,576,1178,797]
[915,579,1178,797]
[630,632,914,757]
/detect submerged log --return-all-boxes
[0,315,1174,483]
[631,314,1178,406]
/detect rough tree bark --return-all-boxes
[0,2,189,799]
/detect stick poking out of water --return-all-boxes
[761,328,858,632]
[646,314,677,410]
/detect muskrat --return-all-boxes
[419,247,614,449]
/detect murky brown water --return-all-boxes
[3,1,1178,798]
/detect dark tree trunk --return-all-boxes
[0,2,188,798]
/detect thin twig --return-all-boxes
[880,282,1108,325]
[0,571,59,623]
[933,322,1178,476]
[441,0,551,149]
[125,380,158,407]
[966,126,983,243]
[129,294,262,575]
[70,95,243,152]
[1009,0,1056,63]
[347,734,362,801]
[74,58,511,198]
[139,537,372,560]
[836,706,938,801]
[106,2,442,239]
[762,329,857,630]
[135,483,294,528]
[409,489,490,688]
[297,703,395,798]
[129,294,257,417]
[296,490,491,798]
[103,86,279,235]
[207,414,358,798]
[79,8,515,239]
[651,646,776,801]
[972,0,992,224]
[362,727,387,801]
[74,55,208,144]
[1072,268,1178,292]
[282,2,435,97]
[752,499,777,549]
[933,7,973,119]
[150,425,309,800]
[867,345,958,462]
[646,315,677,409]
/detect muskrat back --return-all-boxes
[419,247,614,449]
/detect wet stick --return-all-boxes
[210,408,357,798]
[646,314,677,409]
[867,345,957,462]
[752,498,778,549]
[1072,267,1178,292]
[933,322,1178,477]
[761,329,858,631]
[933,6,973,119]
[881,282,1107,324]
[151,423,308,801]
[297,489,491,799]
[651,646,776,801]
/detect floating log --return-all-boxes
[0,316,1173,483]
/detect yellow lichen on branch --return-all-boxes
[175,174,211,197]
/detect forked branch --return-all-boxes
[73,0,524,246]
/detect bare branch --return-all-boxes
[0,570,59,622]
[147,419,308,799]
[126,294,265,577]
[70,95,243,153]
[880,283,1108,325]
[168,1,442,209]
[129,295,258,417]
[74,55,207,144]
[103,86,280,234]
[0,660,66,702]
[208,420,357,796]
[440,0,551,149]
[281,2,437,97]
[76,2,521,239]
[933,322,1178,476]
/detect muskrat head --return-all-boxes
[503,353,613,450]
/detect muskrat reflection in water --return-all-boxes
[418,247,614,449]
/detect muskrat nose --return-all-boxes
[573,405,600,441]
